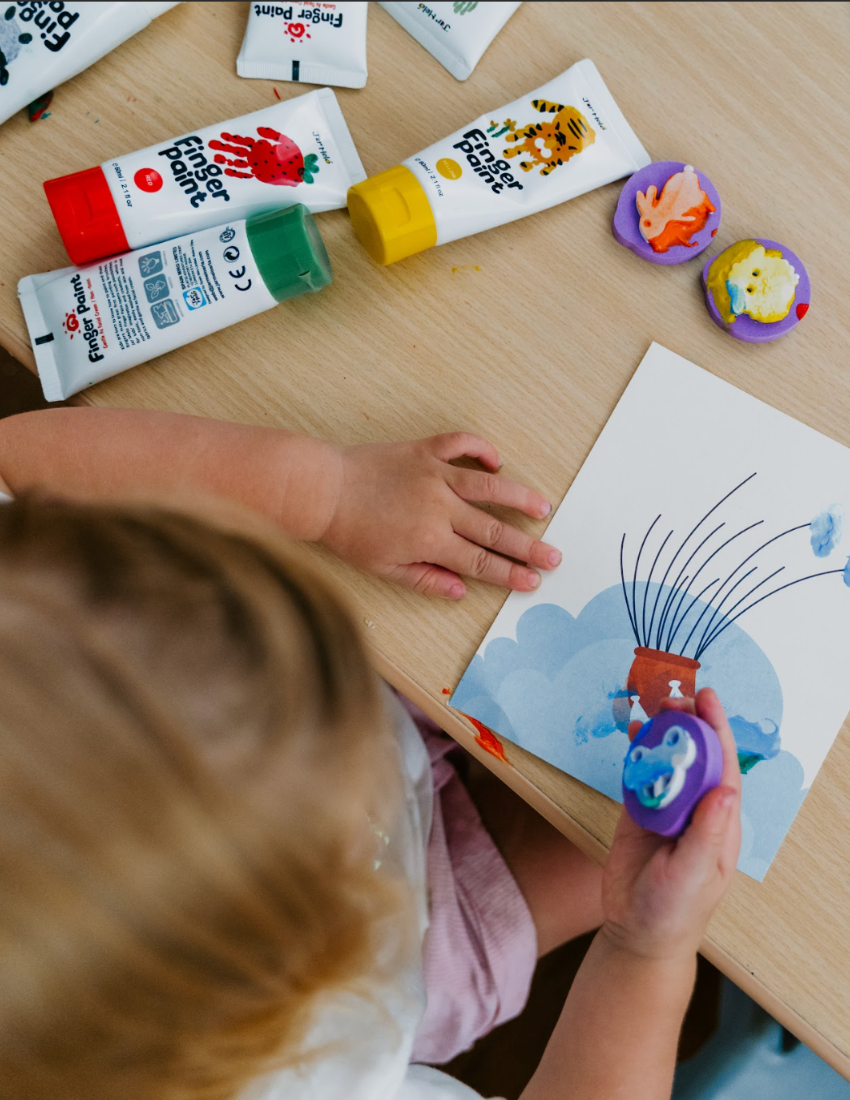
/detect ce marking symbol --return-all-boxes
[229,264,252,292]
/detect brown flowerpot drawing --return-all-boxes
[626,647,700,725]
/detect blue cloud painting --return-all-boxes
[452,584,807,881]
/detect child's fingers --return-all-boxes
[660,696,697,716]
[440,534,542,591]
[450,467,552,521]
[388,562,467,600]
[628,696,694,740]
[673,784,739,882]
[695,688,742,795]
[607,805,669,880]
[612,802,666,854]
[452,503,561,571]
[427,432,502,471]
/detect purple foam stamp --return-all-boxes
[623,711,723,838]
[613,161,721,265]
[702,238,810,343]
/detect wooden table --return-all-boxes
[2,0,850,1078]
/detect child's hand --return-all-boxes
[600,688,741,963]
[318,433,561,598]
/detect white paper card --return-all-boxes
[453,344,850,880]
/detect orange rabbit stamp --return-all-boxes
[613,160,721,265]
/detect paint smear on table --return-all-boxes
[27,91,53,122]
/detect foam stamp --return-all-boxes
[702,238,810,343]
[613,161,721,265]
[623,711,723,837]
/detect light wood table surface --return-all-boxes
[2,0,850,1079]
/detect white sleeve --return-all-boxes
[399,1065,506,1100]
[0,492,12,503]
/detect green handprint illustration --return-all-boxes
[453,1,478,13]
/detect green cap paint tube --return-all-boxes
[17,205,332,402]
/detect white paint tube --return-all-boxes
[378,0,520,81]
[348,59,651,265]
[0,2,179,126]
[238,2,368,89]
[44,88,365,264]
[19,205,333,401]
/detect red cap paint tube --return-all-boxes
[17,205,332,402]
[43,88,365,265]
[623,711,723,838]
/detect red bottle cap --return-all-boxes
[43,166,130,265]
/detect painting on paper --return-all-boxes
[452,344,850,880]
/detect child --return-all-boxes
[0,407,741,1100]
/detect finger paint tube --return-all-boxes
[238,2,369,90]
[378,0,519,81]
[44,87,365,264]
[347,59,650,266]
[0,2,179,127]
[18,204,332,401]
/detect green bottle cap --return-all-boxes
[245,204,333,303]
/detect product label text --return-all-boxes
[254,4,344,27]
[157,137,232,209]
[69,272,105,362]
[417,3,450,31]
[453,129,523,193]
[16,1,78,52]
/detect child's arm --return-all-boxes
[521,689,741,1100]
[0,407,560,598]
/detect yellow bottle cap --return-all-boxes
[347,165,437,266]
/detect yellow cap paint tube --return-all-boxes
[0,2,180,127]
[18,205,332,401]
[378,1,520,82]
[347,59,650,266]
[238,2,369,89]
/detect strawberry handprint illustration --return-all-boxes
[208,127,320,187]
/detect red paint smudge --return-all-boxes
[796,302,809,320]
[441,687,451,694]
[711,228,717,237]
[28,90,53,122]
[458,711,508,763]
[273,87,281,100]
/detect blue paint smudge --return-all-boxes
[728,715,780,762]
[810,504,844,557]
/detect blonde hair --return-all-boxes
[0,494,404,1100]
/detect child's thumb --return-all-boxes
[676,785,738,875]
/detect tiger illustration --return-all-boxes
[503,100,595,176]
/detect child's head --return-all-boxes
[0,494,404,1100]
